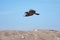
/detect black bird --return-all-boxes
[25,9,39,17]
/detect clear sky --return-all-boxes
[0,0,60,31]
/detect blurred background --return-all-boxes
[0,0,60,31]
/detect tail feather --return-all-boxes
[35,13,39,15]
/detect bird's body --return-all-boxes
[25,9,39,17]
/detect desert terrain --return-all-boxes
[0,29,60,40]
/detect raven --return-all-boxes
[25,9,39,17]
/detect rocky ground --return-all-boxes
[0,29,60,40]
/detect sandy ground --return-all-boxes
[0,29,60,40]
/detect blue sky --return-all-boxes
[0,0,60,31]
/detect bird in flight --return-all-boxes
[25,9,40,17]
